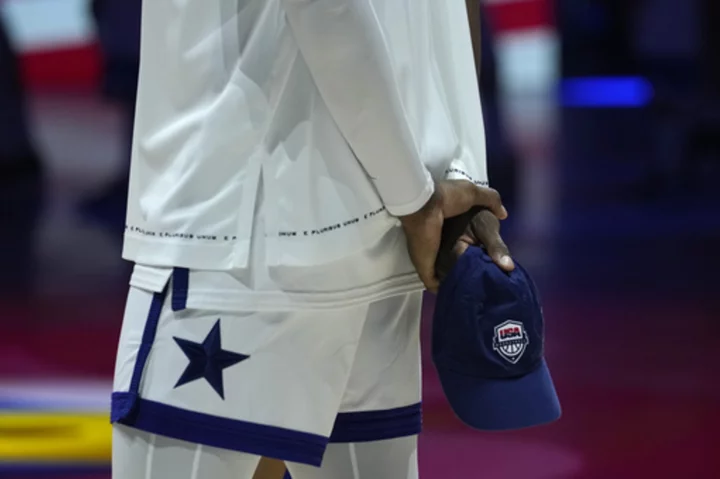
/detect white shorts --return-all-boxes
[111,269,423,467]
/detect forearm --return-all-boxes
[465,0,482,77]
[282,0,434,216]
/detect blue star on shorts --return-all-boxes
[173,319,249,399]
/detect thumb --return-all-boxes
[486,235,514,272]
[467,209,514,272]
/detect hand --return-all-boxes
[455,208,514,271]
[434,206,514,282]
[399,180,507,293]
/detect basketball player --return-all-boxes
[111,1,513,478]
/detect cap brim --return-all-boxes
[435,359,561,431]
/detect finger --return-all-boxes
[435,238,470,282]
[416,257,439,292]
[486,234,514,272]
[425,277,440,294]
[468,211,514,272]
[417,257,440,293]
[471,185,507,220]
[406,220,442,293]
[468,208,499,243]
[455,239,470,257]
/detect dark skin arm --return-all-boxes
[465,0,483,71]
[433,1,514,277]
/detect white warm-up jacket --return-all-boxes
[124,0,488,309]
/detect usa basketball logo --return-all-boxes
[492,320,529,364]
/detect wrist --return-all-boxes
[384,170,435,217]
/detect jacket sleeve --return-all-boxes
[281,0,434,217]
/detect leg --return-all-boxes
[253,458,287,479]
[286,436,418,479]
[112,424,261,479]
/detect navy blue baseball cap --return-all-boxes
[432,246,561,431]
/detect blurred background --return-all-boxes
[1,0,718,478]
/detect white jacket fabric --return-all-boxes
[123,0,488,308]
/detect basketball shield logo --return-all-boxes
[492,320,529,364]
